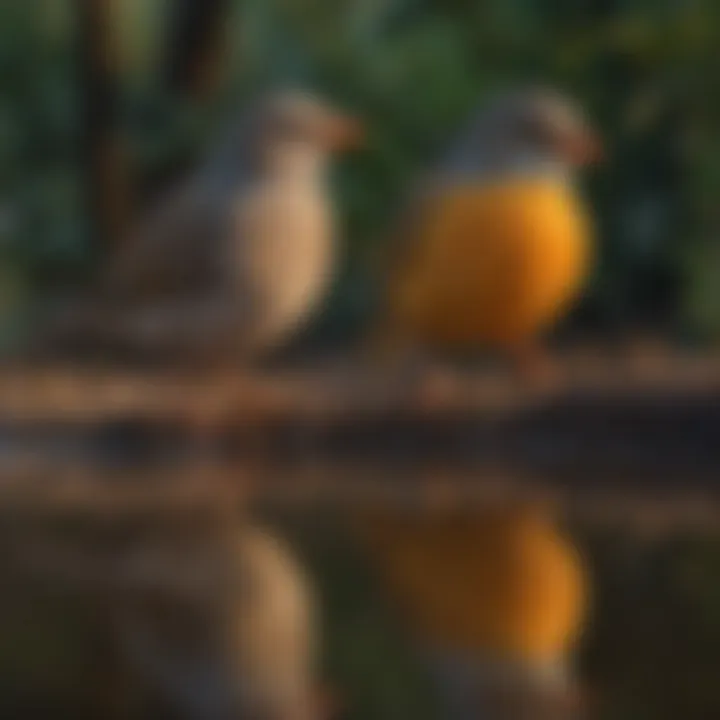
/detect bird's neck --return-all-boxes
[437,142,573,189]
[197,148,326,201]
[261,146,328,188]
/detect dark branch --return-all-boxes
[77,0,133,250]
[164,0,231,100]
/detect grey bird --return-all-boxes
[2,508,328,720]
[113,520,323,720]
[49,90,362,365]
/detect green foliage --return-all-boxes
[3,0,720,343]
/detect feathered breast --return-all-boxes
[391,179,592,348]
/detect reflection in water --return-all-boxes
[1,461,720,719]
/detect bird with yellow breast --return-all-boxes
[357,503,589,719]
[374,86,601,380]
[358,87,602,719]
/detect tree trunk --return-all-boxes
[77,0,133,252]
[164,0,231,100]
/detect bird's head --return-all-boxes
[441,86,602,182]
[250,90,364,178]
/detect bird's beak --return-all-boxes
[562,128,604,166]
[322,115,364,152]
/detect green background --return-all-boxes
[2,0,720,346]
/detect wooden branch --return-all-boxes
[0,350,718,515]
[3,348,719,423]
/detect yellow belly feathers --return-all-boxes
[392,179,592,349]
[357,507,587,661]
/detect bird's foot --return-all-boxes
[400,361,461,411]
[508,345,563,393]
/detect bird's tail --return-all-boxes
[20,299,108,362]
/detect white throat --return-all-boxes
[264,142,327,187]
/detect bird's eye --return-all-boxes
[272,117,291,138]
[515,113,557,145]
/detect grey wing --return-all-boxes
[34,179,245,360]
[102,180,229,302]
[80,179,252,360]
